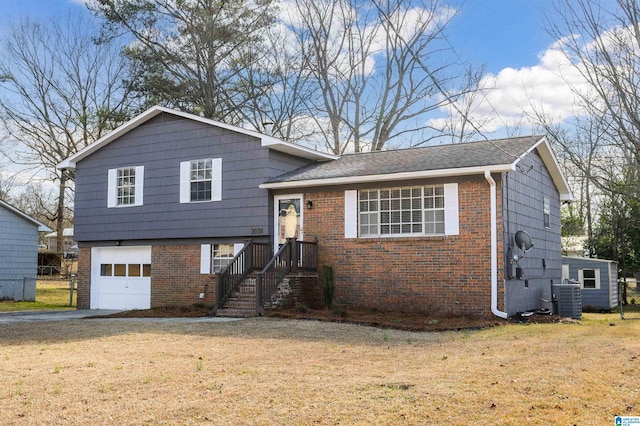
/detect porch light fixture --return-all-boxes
[306,200,313,209]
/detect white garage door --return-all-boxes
[91,246,151,310]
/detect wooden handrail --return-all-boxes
[211,240,270,315]
[255,238,317,315]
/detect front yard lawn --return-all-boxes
[0,313,638,424]
[0,280,75,312]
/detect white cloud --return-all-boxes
[429,38,593,134]
[275,0,455,81]
[67,0,99,8]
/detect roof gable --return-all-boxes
[262,135,574,202]
[0,199,51,232]
[57,106,336,170]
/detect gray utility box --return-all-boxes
[553,283,582,319]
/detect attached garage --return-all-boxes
[90,246,151,310]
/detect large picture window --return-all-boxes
[359,185,446,237]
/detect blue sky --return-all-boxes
[1,0,557,74]
[0,0,599,141]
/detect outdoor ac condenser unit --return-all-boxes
[553,282,582,319]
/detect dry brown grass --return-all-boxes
[1,313,638,425]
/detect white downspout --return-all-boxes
[485,170,508,319]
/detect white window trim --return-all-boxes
[180,158,222,204]
[107,166,144,208]
[578,268,600,290]
[200,242,244,274]
[346,183,459,239]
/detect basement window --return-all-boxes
[212,244,234,272]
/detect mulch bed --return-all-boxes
[91,304,566,332]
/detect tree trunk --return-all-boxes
[56,174,67,255]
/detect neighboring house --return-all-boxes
[0,199,51,300]
[562,234,588,257]
[45,227,76,253]
[562,256,618,311]
[58,106,573,318]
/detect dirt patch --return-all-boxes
[93,305,564,331]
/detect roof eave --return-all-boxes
[525,136,575,203]
[57,106,336,170]
[259,164,514,189]
[0,199,52,232]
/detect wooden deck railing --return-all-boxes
[256,238,317,315]
[212,241,270,315]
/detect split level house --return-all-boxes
[58,106,573,318]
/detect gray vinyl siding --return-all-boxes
[73,113,311,243]
[0,206,39,300]
[502,149,563,315]
[562,256,618,310]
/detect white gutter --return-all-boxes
[485,170,508,319]
[260,164,516,189]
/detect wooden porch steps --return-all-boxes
[214,278,259,318]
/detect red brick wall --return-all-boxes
[77,247,91,310]
[76,244,218,309]
[151,245,216,307]
[302,180,505,317]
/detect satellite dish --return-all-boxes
[514,230,533,252]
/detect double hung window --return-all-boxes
[107,166,144,208]
[180,158,222,203]
[190,159,213,202]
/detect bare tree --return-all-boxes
[11,183,62,231]
[546,0,640,199]
[237,24,318,143]
[0,13,133,253]
[289,0,467,154]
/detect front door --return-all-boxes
[274,194,303,252]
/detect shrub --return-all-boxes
[322,265,335,309]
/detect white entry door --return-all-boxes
[91,246,151,310]
[274,194,303,253]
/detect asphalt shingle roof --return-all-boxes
[267,135,544,184]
